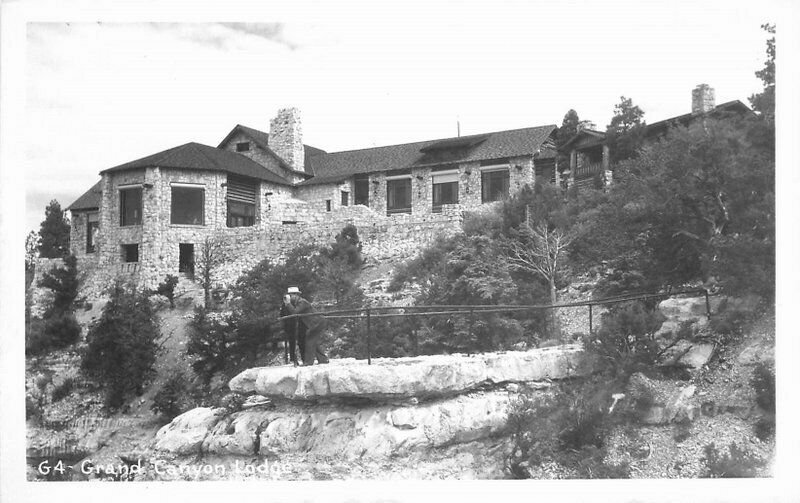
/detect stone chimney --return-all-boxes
[691,84,715,114]
[269,108,304,172]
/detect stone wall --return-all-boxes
[295,155,535,218]
[73,153,535,298]
[269,108,304,172]
[219,130,304,184]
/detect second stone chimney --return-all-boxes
[691,84,716,114]
[269,108,304,172]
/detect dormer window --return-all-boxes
[236,142,250,152]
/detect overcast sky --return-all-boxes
[18,0,779,232]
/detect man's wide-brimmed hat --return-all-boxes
[287,286,301,295]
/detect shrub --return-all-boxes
[155,275,179,308]
[702,443,767,478]
[506,379,628,479]
[38,255,79,317]
[25,313,81,356]
[25,317,49,356]
[51,377,75,403]
[151,373,196,419]
[186,307,236,385]
[43,312,82,348]
[583,301,666,378]
[81,284,160,410]
[751,361,775,414]
[754,417,775,441]
[709,301,751,336]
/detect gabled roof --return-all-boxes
[560,129,606,151]
[301,125,557,186]
[67,180,102,211]
[101,142,292,185]
[217,124,325,176]
[644,100,752,137]
[558,100,752,151]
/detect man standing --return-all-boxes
[279,298,302,366]
[282,287,329,366]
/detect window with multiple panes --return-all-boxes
[86,213,99,253]
[481,167,510,203]
[122,244,139,263]
[354,175,369,206]
[171,185,205,225]
[386,177,412,215]
[119,187,142,226]
[226,175,257,227]
[432,170,459,213]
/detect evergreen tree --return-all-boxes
[38,199,71,258]
[749,23,775,121]
[606,97,646,163]
[82,284,160,409]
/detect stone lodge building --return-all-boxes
[67,108,560,294]
[67,84,750,295]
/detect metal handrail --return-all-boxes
[272,287,711,364]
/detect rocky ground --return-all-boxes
[25,252,776,482]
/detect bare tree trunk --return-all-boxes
[549,277,561,338]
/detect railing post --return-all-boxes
[588,303,593,336]
[704,289,711,320]
[469,308,475,350]
[366,308,372,365]
[293,315,299,364]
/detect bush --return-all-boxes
[583,301,666,378]
[44,312,82,348]
[751,361,775,414]
[25,313,81,356]
[151,373,196,419]
[81,284,160,410]
[709,301,751,336]
[51,376,75,403]
[186,307,237,385]
[754,417,775,441]
[702,443,767,478]
[506,379,629,479]
[38,255,79,317]
[155,275,179,308]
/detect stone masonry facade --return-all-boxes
[68,108,555,299]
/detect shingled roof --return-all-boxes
[101,142,292,185]
[218,124,325,176]
[67,180,102,211]
[300,125,557,186]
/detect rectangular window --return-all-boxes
[226,175,257,227]
[122,244,139,263]
[354,175,369,206]
[326,200,332,212]
[432,171,459,213]
[119,187,142,226]
[386,178,412,215]
[341,191,349,207]
[227,201,255,227]
[236,142,250,152]
[171,186,205,225]
[481,168,509,203]
[86,213,99,253]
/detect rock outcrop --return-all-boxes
[229,345,590,402]
[155,345,592,459]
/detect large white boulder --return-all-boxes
[229,345,589,401]
[154,407,227,455]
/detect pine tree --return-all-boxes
[38,199,71,258]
